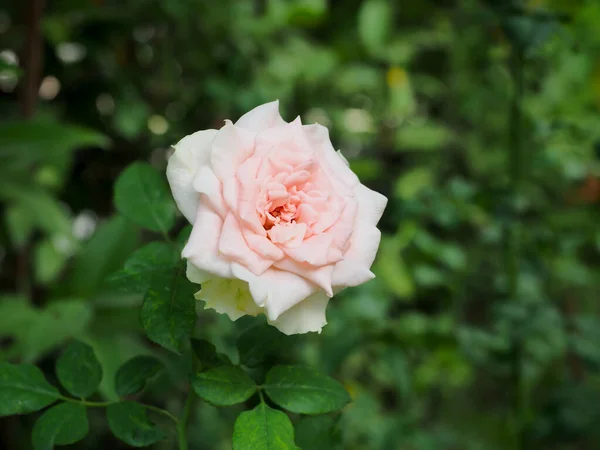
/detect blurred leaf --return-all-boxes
[34,238,69,285]
[0,363,60,416]
[358,0,392,56]
[0,298,93,363]
[237,323,289,368]
[140,270,196,354]
[232,403,298,450]
[191,365,256,407]
[0,120,109,175]
[295,415,340,450]
[66,216,139,298]
[0,183,72,237]
[106,402,165,447]
[31,402,88,450]
[56,340,103,398]
[374,235,415,299]
[394,167,434,200]
[106,242,179,293]
[114,162,176,233]
[191,339,229,371]
[264,365,351,414]
[396,123,452,151]
[115,356,164,397]
[5,205,35,248]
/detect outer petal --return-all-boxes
[231,264,318,321]
[195,277,261,321]
[167,129,218,222]
[354,183,388,227]
[331,185,387,287]
[186,261,212,284]
[235,100,287,132]
[269,292,329,335]
[303,123,359,190]
[182,203,232,278]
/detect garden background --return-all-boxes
[1,0,600,449]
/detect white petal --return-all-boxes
[195,277,261,321]
[269,292,329,335]
[167,129,218,223]
[354,183,388,227]
[186,261,212,284]
[231,264,319,321]
[235,100,287,132]
[182,203,232,278]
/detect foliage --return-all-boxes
[2,0,600,449]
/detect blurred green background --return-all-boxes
[2,0,600,449]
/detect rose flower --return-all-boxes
[167,101,387,334]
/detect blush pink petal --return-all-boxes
[235,100,287,132]
[166,129,218,223]
[274,258,334,296]
[242,228,285,260]
[303,123,359,190]
[218,213,274,276]
[210,121,256,211]
[182,203,232,279]
[186,261,212,284]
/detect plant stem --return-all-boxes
[177,392,196,450]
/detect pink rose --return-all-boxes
[167,101,387,334]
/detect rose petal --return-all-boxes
[235,100,287,132]
[167,129,218,222]
[210,121,256,211]
[231,264,318,320]
[182,203,232,278]
[269,292,329,335]
[195,277,261,321]
[304,123,359,190]
[219,213,274,275]
[192,165,227,218]
[186,261,212,284]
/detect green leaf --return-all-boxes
[264,365,351,414]
[31,402,88,450]
[106,242,179,293]
[191,339,229,370]
[66,215,139,298]
[140,271,197,354]
[191,365,256,406]
[237,324,289,367]
[56,340,103,398]
[396,123,452,151]
[232,403,298,450]
[106,401,166,447]
[114,162,176,233]
[358,0,392,56]
[115,356,164,397]
[0,363,60,416]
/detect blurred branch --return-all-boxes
[20,0,46,119]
